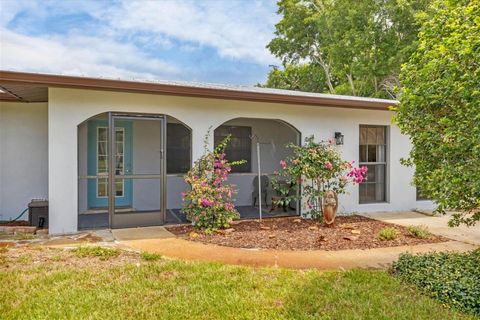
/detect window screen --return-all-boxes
[167,123,191,174]
[214,126,251,173]
[359,126,387,203]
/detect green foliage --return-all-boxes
[394,0,480,226]
[71,246,120,261]
[407,225,431,239]
[140,252,162,262]
[274,136,366,220]
[377,227,399,241]
[392,249,480,316]
[182,131,245,231]
[265,0,430,98]
[259,64,326,93]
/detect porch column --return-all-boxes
[190,123,214,164]
[48,95,78,234]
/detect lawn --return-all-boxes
[0,247,475,320]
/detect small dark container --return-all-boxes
[28,200,48,228]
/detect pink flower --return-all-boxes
[328,138,333,145]
[280,160,287,169]
[307,201,313,209]
[200,198,214,207]
[347,166,368,184]
[324,161,333,170]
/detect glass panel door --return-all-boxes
[111,114,165,228]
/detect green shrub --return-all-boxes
[407,225,431,239]
[392,249,480,316]
[140,252,162,261]
[72,246,120,261]
[182,133,244,231]
[377,227,399,241]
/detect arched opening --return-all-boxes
[213,117,301,219]
[77,112,192,230]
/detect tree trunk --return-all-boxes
[346,73,356,95]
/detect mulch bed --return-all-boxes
[166,215,448,251]
[0,221,30,226]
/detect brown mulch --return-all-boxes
[166,215,449,251]
[0,220,30,226]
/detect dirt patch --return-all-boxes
[0,246,146,272]
[166,215,448,251]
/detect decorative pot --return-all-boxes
[322,190,338,225]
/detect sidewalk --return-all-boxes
[360,211,480,246]
[114,225,477,270]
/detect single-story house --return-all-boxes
[0,70,434,234]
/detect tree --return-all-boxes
[273,136,367,224]
[394,0,480,226]
[264,0,429,98]
[260,64,326,92]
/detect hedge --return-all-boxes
[391,249,480,316]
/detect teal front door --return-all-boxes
[87,120,133,209]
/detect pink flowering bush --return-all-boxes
[182,134,245,232]
[274,135,367,221]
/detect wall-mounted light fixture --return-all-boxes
[334,132,344,145]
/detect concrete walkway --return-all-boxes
[113,214,478,270]
[361,211,480,246]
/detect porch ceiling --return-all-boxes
[0,70,397,110]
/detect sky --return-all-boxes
[0,0,281,85]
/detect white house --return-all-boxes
[0,70,433,234]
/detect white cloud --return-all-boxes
[0,28,180,79]
[0,0,280,83]
[101,0,279,65]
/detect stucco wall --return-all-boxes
[47,87,433,234]
[0,102,48,221]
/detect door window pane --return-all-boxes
[97,178,108,197]
[96,127,125,198]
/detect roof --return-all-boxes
[0,70,397,110]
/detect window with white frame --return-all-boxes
[359,125,387,203]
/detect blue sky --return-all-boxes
[0,0,281,85]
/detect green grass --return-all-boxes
[377,227,399,241]
[71,246,120,260]
[0,255,474,319]
[140,251,162,261]
[12,233,36,240]
[406,225,432,239]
